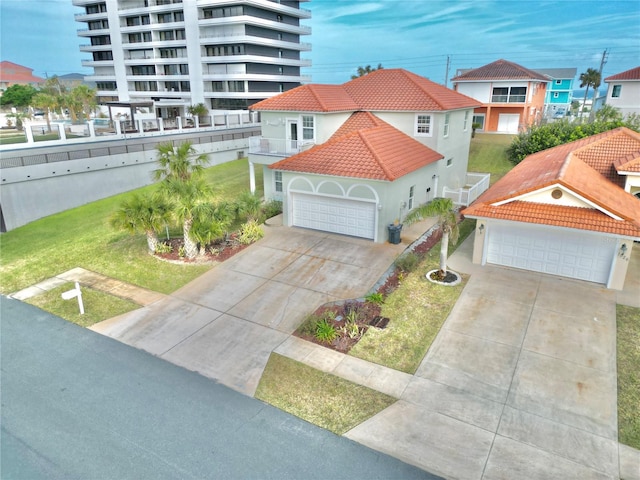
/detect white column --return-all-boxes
[249,161,256,194]
[58,123,67,141]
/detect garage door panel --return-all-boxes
[487,224,614,285]
[292,193,376,240]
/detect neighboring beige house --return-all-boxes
[248,68,484,243]
[603,66,640,117]
[451,59,548,134]
[463,127,640,290]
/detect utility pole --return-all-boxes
[444,55,450,87]
[590,49,608,121]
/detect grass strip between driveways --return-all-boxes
[255,353,396,435]
[24,283,140,328]
[617,304,640,449]
[348,220,474,374]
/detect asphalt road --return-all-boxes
[1,296,439,480]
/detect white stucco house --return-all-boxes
[463,127,640,290]
[247,68,484,242]
[603,66,640,118]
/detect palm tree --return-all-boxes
[161,177,213,259]
[403,198,459,276]
[191,201,234,255]
[153,141,209,182]
[70,85,97,121]
[579,68,601,118]
[351,64,383,79]
[32,92,58,132]
[187,103,208,125]
[110,193,171,254]
[236,190,263,222]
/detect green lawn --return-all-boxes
[349,219,475,373]
[0,159,262,295]
[617,304,640,449]
[25,283,140,328]
[468,133,515,184]
[255,353,396,435]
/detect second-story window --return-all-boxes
[492,86,527,103]
[408,186,415,210]
[443,113,450,137]
[302,115,314,140]
[415,114,431,136]
[463,111,469,131]
[612,85,622,98]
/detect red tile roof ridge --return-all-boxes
[451,59,549,81]
[604,66,640,82]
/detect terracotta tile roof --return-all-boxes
[463,127,640,237]
[0,61,45,84]
[466,201,640,237]
[343,69,481,111]
[269,112,443,181]
[615,151,640,173]
[451,59,549,82]
[605,66,640,82]
[250,84,359,112]
[573,128,640,187]
[251,69,480,112]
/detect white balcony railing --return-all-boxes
[442,172,490,206]
[249,136,314,156]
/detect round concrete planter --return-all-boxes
[426,269,462,286]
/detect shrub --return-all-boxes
[155,242,173,254]
[341,321,360,339]
[237,219,264,245]
[365,292,384,305]
[263,199,283,219]
[315,319,338,343]
[395,252,420,272]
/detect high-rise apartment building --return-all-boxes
[73,0,311,117]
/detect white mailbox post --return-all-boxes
[61,281,84,315]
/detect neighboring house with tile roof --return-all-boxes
[604,66,640,117]
[248,68,483,242]
[462,127,640,289]
[536,68,577,119]
[451,59,548,134]
[0,61,45,94]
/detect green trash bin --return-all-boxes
[388,224,402,244]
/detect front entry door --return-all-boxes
[287,120,299,154]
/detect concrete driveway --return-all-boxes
[91,224,418,395]
[345,234,623,479]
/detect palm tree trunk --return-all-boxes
[183,218,198,259]
[440,231,449,275]
[145,230,159,254]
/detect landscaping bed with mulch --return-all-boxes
[154,234,250,263]
[294,226,446,354]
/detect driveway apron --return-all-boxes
[91,226,404,396]
[345,234,621,479]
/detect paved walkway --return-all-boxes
[11,228,640,480]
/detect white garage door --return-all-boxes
[291,193,376,240]
[486,223,615,284]
[497,114,520,133]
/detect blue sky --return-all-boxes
[1,0,638,89]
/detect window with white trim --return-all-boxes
[463,111,469,131]
[553,92,559,98]
[612,85,622,98]
[415,114,432,136]
[443,113,450,137]
[408,185,415,210]
[274,171,283,193]
[555,79,562,85]
[302,115,314,140]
